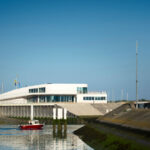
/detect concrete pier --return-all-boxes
[0,103,122,118]
[0,104,54,118]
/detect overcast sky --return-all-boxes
[0,0,150,100]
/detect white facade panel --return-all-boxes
[0,98,27,104]
[46,84,87,95]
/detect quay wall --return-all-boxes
[0,102,123,118]
[0,105,53,118]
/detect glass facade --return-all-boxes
[39,96,45,102]
[83,96,106,100]
[27,96,38,103]
[77,87,88,94]
[27,95,75,103]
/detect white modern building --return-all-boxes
[0,83,107,104]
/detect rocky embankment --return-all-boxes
[74,103,150,150]
[98,103,150,132]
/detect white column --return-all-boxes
[63,108,67,120]
[30,105,34,120]
[53,108,56,119]
[74,96,76,103]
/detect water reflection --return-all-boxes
[0,125,93,150]
[53,124,67,138]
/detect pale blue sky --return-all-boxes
[0,0,150,100]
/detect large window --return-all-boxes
[101,97,106,100]
[83,97,94,100]
[29,87,45,93]
[39,87,45,93]
[46,96,54,102]
[39,96,45,102]
[77,87,88,94]
[45,95,74,102]
[52,96,74,102]
[95,97,101,100]
[28,95,75,103]
[27,96,38,103]
[83,87,88,93]
[29,88,38,93]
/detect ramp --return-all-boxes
[92,103,123,115]
[58,103,103,116]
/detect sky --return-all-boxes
[0,0,150,100]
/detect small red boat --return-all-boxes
[19,120,44,130]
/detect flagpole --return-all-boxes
[2,82,4,93]
[1,82,4,93]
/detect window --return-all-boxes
[39,96,45,102]
[83,87,88,93]
[29,88,38,93]
[83,97,95,100]
[101,97,106,100]
[46,95,74,102]
[27,96,38,103]
[77,87,88,94]
[29,87,45,93]
[77,87,82,93]
[39,87,45,93]
[94,97,106,100]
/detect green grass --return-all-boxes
[8,116,84,125]
[74,125,150,150]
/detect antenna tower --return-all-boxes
[136,41,138,109]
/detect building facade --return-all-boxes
[0,83,107,104]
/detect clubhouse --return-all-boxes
[0,83,107,104]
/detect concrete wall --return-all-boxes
[0,105,54,118]
[0,103,123,118]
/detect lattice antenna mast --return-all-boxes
[136,41,138,109]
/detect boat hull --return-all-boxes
[19,124,43,130]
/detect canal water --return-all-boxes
[0,125,93,150]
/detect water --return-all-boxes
[0,125,93,150]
